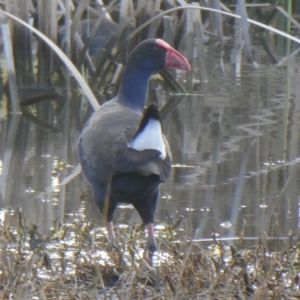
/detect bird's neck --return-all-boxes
[118,64,151,112]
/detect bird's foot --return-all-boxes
[144,240,157,265]
[108,239,119,251]
[145,238,157,253]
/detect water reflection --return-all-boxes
[1,44,300,243]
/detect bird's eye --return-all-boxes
[154,47,159,52]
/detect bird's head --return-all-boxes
[128,39,191,73]
[119,39,190,111]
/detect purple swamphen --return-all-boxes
[78,39,190,252]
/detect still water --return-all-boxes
[1,42,300,243]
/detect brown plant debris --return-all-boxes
[0,211,300,299]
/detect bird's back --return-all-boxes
[79,99,141,182]
[79,99,172,185]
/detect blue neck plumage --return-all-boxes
[118,64,151,112]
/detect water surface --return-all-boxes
[1,42,300,243]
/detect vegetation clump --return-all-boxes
[1,210,300,299]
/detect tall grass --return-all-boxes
[0,1,299,112]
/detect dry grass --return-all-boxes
[1,210,300,299]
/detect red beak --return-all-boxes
[156,39,191,71]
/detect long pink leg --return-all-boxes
[107,221,115,242]
[145,223,157,252]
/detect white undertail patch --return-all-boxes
[128,119,166,159]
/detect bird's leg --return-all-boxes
[145,223,157,253]
[145,223,157,265]
[107,221,116,244]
